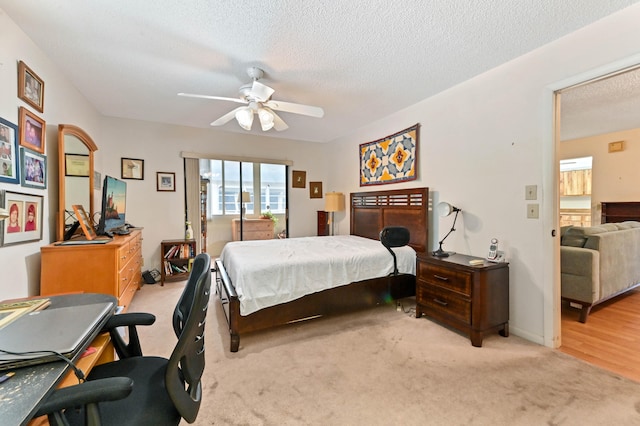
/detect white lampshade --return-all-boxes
[235,107,254,130]
[325,192,345,212]
[0,207,8,220]
[258,108,275,131]
[437,202,460,217]
[238,191,251,203]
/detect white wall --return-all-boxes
[0,10,102,299]
[327,5,640,346]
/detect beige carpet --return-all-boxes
[129,280,640,425]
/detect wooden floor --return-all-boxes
[560,289,640,383]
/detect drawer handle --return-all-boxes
[433,274,449,282]
[433,298,448,307]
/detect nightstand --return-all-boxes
[416,253,509,347]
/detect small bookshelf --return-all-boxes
[160,239,196,285]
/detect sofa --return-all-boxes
[561,221,640,322]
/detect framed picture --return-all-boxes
[72,204,98,240]
[359,123,419,186]
[20,148,46,189]
[65,153,90,177]
[18,107,45,154]
[0,116,20,184]
[1,190,43,246]
[121,157,144,180]
[292,170,306,188]
[156,172,176,192]
[309,181,323,198]
[17,61,44,113]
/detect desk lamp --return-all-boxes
[324,192,345,236]
[432,202,461,257]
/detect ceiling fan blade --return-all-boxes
[178,93,247,104]
[250,81,275,102]
[263,100,324,118]
[210,107,245,126]
[270,110,289,131]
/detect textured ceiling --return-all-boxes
[1,0,638,143]
[561,67,640,140]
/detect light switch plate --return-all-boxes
[527,203,539,219]
[525,185,537,200]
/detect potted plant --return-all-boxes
[260,211,278,224]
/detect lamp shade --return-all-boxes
[235,107,254,130]
[258,108,275,131]
[238,191,251,203]
[325,192,345,212]
[0,207,8,220]
[436,202,460,217]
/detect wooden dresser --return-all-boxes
[416,253,509,347]
[40,230,143,311]
[231,218,274,241]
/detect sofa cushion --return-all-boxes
[561,227,589,247]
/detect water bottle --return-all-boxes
[185,221,193,240]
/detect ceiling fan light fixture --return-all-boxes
[258,107,275,131]
[235,107,254,130]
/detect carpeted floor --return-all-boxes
[130,280,640,425]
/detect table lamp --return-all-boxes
[432,201,461,257]
[238,191,250,218]
[324,192,345,236]
[0,208,8,220]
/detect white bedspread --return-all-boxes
[219,235,416,316]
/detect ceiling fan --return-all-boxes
[178,67,324,132]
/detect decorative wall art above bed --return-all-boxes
[359,123,419,186]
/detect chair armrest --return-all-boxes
[560,246,599,303]
[102,312,156,359]
[34,377,133,425]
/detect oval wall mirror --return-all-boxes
[57,124,98,241]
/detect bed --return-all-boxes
[215,187,429,352]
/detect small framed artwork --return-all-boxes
[292,170,306,188]
[72,204,98,240]
[65,153,90,177]
[1,190,44,246]
[20,148,46,189]
[157,172,176,192]
[17,61,44,113]
[18,107,45,154]
[0,116,20,184]
[309,181,323,198]
[121,157,144,180]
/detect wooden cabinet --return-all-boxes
[559,169,592,196]
[416,253,509,347]
[160,239,196,285]
[317,211,329,236]
[231,218,274,241]
[40,230,143,311]
[601,201,640,223]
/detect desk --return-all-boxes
[1,293,116,426]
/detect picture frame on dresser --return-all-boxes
[72,204,98,240]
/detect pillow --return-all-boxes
[561,228,589,247]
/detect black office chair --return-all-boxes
[380,226,411,276]
[34,253,212,426]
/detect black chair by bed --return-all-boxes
[379,226,411,276]
[34,252,212,426]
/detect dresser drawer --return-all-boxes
[418,261,471,295]
[417,282,471,325]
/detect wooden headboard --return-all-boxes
[601,201,640,223]
[350,187,429,253]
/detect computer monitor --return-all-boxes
[97,175,128,236]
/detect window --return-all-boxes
[200,159,287,217]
